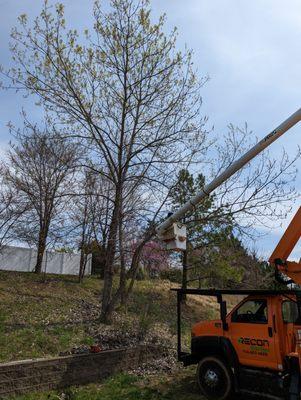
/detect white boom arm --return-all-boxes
[157,108,301,249]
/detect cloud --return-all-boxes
[152,0,301,122]
[151,0,301,256]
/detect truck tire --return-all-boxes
[196,356,233,400]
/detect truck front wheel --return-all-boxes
[197,356,233,400]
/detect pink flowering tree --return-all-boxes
[139,241,170,277]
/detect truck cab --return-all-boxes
[193,294,299,371]
[173,288,301,400]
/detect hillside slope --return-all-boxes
[0,270,236,363]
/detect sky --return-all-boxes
[0,0,300,259]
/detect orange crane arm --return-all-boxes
[269,207,301,284]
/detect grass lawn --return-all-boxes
[12,368,203,400]
[0,271,99,362]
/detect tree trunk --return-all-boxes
[101,227,154,323]
[123,243,145,302]
[78,247,87,283]
[119,218,126,306]
[101,195,121,323]
[181,249,188,303]
[104,241,145,322]
[78,207,88,283]
[35,232,46,274]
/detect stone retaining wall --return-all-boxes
[0,345,159,398]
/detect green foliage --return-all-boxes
[159,268,182,283]
[170,170,213,225]
[170,169,235,245]
[169,169,239,288]
[169,169,271,289]
[189,233,245,288]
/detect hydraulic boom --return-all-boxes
[157,108,301,250]
[269,206,301,285]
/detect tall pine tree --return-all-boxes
[169,169,244,291]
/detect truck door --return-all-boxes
[228,297,280,370]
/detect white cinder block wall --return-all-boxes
[0,245,92,276]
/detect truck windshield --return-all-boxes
[282,301,299,323]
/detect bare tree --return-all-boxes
[68,169,114,282]
[68,172,94,282]
[3,119,80,273]
[4,0,210,320]
[210,123,299,231]
[0,173,27,249]
[3,0,299,321]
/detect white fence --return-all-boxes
[0,245,92,276]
